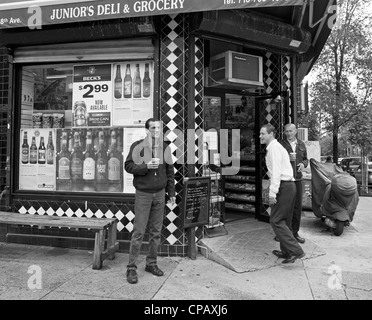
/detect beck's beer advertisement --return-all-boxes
[72,64,112,127]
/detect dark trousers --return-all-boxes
[292,180,303,234]
[127,189,165,269]
[270,181,304,256]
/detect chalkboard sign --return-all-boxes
[182,177,211,229]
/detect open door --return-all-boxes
[255,93,287,222]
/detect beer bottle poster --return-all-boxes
[19,128,57,191]
[55,127,124,193]
[73,64,112,127]
[112,61,153,126]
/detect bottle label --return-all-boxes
[58,157,71,179]
[96,160,107,181]
[124,81,132,96]
[143,84,150,97]
[71,158,83,177]
[83,158,95,180]
[114,82,122,98]
[38,150,46,161]
[134,83,141,97]
[30,150,37,162]
[108,158,120,181]
[47,150,54,164]
[22,148,29,163]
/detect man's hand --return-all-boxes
[297,163,305,172]
[147,159,159,169]
[269,196,277,206]
[168,197,176,205]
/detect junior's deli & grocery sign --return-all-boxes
[0,0,304,29]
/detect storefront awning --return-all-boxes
[0,0,304,29]
[192,10,312,55]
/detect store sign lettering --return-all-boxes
[49,1,184,21]
[83,76,102,81]
[0,0,304,29]
[133,0,184,13]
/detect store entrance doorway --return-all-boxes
[204,89,257,227]
[203,89,288,228]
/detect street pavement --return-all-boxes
[0,197,371,302]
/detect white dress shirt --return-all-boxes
[265,139,295,198]
[289,139,297,152]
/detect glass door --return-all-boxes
[255,94,286,222]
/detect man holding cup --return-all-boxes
[124,118,176,284]
[260,124,305,264]
[279,123,308,244]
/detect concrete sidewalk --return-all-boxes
[1,197,372,300]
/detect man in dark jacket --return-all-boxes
[279,123,308,244]
[124,118,176,284]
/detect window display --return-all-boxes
[19,60,153,193]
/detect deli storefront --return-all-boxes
[0,0,335,256]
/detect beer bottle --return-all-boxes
[46,131,54,165]
[83,130,95,181]
[29,136,38,164]
[95,131,108,183]
[21,131,29,164]
[143,63,151,98]
[108,130,121,182]
[70,132,83,180]
[133,64,141,98]
[114,65,122,99]
[68,130,74,152]
[38,137,46,164]
[124,64,132,98]
[57,132,71,181]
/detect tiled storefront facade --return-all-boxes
[1,13,295,256]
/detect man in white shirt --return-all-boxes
[260,124,305,264]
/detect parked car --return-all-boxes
[354,162,372,185]
[340,157,362,176]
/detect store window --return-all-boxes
[18,60,154,194]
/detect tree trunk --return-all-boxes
[333,73,341,164]
[333,118,339,164]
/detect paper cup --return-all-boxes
[152,157,160,166]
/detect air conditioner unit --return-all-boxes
[298,128,308,141]
[207,51,264,89]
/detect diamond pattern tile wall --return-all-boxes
[13,199,134,234]
[282,55,293,123]
[160,14,189,246]
[260,52,292,218]
[194,36,205,177]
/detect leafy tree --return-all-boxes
[307,0,372,164]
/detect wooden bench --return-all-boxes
[0,211,119,270]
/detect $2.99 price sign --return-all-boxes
[78,83,109,98]
[73,64,113,127]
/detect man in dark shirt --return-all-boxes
[279,123,308,244]
[124,118,176,284]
